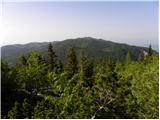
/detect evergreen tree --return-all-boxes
[1,44,159,119]
[78,49,93,87]
[148,44,153,56]
[113,74,139,118]
[47,43,63,73]
[78,49,87,79]
[131,56,158,118]
[56,59,63,73]
[19,55,27,66]
[47,43,57,70]
[125,51,131,64]
[17,51,49,95]
[65,48,77,77]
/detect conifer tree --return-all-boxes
[56,59,63,73]
[125,51,131,64]
[19,56,27,66]
[65,48,77,77]
[47,43,63,72]
[148,44,153,56]
[78,49,93,87]
[47,43,57,70]
[17,51,48,95]
[78,49,87,80]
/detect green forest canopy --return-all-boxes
[1,44,159,119]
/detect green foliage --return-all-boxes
[78,49,93,83]
[131,56,158,118]
[47,43,57,70]
[17,51,49,95]
[47,43,63,73]
[32,100,55,119]
[125,51,132,64]
[18,55,27,66]
[65,48,77,77]
[1,47,159,119]
[22,98,32,118]
[1,61,18,118]
[7,102,22,119]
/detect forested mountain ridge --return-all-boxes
[1,37,156,65]
[1,41,158,119]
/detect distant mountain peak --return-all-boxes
[2,37,155,65]
[83,37,96,39]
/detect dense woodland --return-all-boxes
[1,43,159,119]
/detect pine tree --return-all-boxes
[65,48,77,77]
[78,49,93,87]
[19,56,27,66]
[148,44,153,56]
[78,49,87,80]
[125,51,131,64]
[56,59,63,73]
[17,51,49,95]
[47,43,57,70]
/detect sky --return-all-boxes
[1,1,159,50]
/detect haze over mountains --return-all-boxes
[1,37,157,65]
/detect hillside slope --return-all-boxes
[1,37,151,65]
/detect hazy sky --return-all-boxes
[1,1,159,50]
